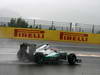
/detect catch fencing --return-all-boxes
[0,17,100,33]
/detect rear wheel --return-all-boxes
[34,52,44,64]
[68,53,76,65]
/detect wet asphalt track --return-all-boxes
[0,39,100,75]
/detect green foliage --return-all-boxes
[29,25,32,28]
[8,18,28,28]
[38,24,42,29]
[34,24,42,29]
[96,31,100,34]
[8,18,16,27]
[35,25,39,29]
[49,25,56,30]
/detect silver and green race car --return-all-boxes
[17,43,82,65]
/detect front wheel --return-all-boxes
[68,53,77,65]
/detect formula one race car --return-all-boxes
[17,43,81,65]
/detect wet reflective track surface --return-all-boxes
[0,39,100,75]
[0,57,100,75]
